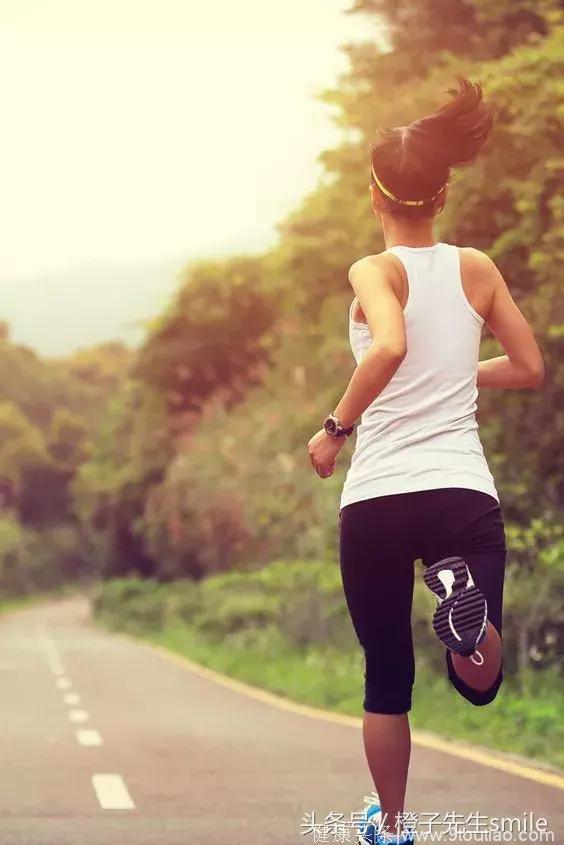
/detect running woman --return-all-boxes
[307,78,545,845]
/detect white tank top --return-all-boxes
[339,242,499,511]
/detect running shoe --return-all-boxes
[355,792,382,845]
[423,555,488,658]
[355,793,415,845]
[375,829,415,845]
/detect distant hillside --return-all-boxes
[1,227,274,359]
[0,259,186,358]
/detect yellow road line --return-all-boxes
[142,638,564,791]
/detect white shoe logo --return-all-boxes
[437,569,455,600]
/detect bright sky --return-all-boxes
[0,0,373,281]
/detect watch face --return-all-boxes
[324,417,337,435]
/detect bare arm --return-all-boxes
[464,249,545,389]
[307,254,406,477]
[333,254,407,429]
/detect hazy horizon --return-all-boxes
[0,1,379,356]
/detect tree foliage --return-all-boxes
[134,256,275,414]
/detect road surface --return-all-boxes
[0,596,561,844]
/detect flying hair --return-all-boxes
[370,77,495,217]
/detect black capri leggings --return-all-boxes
[339,487,507,715]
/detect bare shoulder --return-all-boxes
[459,246,499,280]
[348,253,407,323]
[348,252,400,285]
[458,247,502,319]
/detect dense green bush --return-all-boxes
[93,544,564,680]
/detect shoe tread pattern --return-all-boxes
[424,556,487,657]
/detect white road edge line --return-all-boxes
[77,729,103,746]
[64,692,81,705]
[92,774,135,810]
[56,677,72,690]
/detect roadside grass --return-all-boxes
[145,625,563,770]
[92,565,564,771]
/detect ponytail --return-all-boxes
[370,77,494,216]
[411,77,494,170]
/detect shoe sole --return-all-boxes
[424,556,488,657]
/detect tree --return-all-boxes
[134,256,275,414]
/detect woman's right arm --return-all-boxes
[472,250,545,389]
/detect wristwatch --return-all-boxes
[323,412,355,439]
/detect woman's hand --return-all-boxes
[307,428,346,478]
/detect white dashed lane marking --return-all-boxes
[37,623,66,677]
[77,729,103,747]
[92,774,135,810]
[38,622,133,811]
[68,709,90,723]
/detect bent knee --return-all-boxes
[451,667,504,706]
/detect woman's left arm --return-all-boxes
[308,254,407,478]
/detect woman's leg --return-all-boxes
[363,712,411,834]
[450,619,502,691]
[420,489,507,707]
[445,547,506,704]
[339,497,417,832]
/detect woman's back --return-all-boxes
[340,241,499,510]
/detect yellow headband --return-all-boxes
[371,164,446,207]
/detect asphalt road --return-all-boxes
[0,596,562,845]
